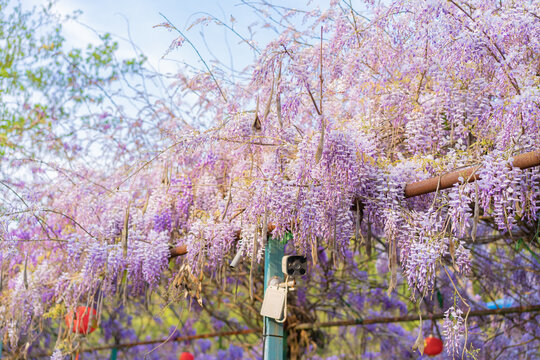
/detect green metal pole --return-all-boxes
[0,340,3,359]
[110,347,118,360]
[263,237,286,360]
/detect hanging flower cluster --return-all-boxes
[1,0,539,358]
[443,306,465,356]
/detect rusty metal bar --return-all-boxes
[404,150,540,198]
[33,304,539,357]
[97,328,258,350]
[293,304,540,330]
[33,329,259,357]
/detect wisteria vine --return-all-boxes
[1,0,540,359]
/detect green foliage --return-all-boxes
[0,0,145,157]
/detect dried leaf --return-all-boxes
[221,177,234,221]
[413,326,425,354]
[121,203,131,306]
[253,96,261,131]
[412,307,424,354]
[263,78,274,120]
[253,114,261,131]
[262,206,268,243]
[471,183,479,241]
[360,328,367,353]
[354,200,364,253]
[122,203,131,258]
[354,204,359,246]
[449,238,456,266]
[23,254,29,289]
[332,219,338,267]
[161,162,171,186]
[311,238,318,266]
[366,216,372,257]
[314,123,324,164]
[122,270,128,306]
[387,238,397,296]
[276,60,283,129]
[276,92,283,129]
[142,190,151,215]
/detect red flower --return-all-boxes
[65,307,98,335]
[179,352,195,360]
[424,336,443,356]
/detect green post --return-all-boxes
[0,340,3,359]
[110,348,118,360]
[263,237,286,360]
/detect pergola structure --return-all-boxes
[162,150,540,359]
[168,150,540,257]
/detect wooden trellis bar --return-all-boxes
[404,150,540,198]
[169,244,188,258]
[169,150,540,257]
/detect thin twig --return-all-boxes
[159,13,228,102]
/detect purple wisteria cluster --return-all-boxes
[442,306,465,357]
[1,0,539,358]
[477,153,528,232]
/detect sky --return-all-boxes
[21,0,332,77]
[15,0,335,157]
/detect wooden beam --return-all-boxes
[404,150,540,198]
[169,244,187,258]
[169,151,540,257]
[169,226,275,258]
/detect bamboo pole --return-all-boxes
[404,150,540,198]
[169,244,187,258]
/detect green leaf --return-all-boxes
[281,231,293,244]
[437,289,444,309]
[515,238,523,251]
